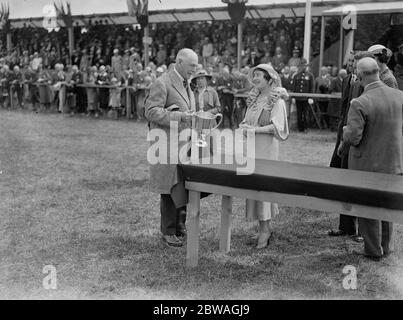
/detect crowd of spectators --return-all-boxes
[1,16,402,129]
[1,15,336,73]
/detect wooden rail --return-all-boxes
[179,160,403,267]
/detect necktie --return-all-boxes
[183,80,188,90]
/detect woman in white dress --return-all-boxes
[239,64,289,249]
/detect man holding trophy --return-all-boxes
[145,48,197,248]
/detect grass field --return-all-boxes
[1,109,402,300]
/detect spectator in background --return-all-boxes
[292,58,314,132]
[31,52,42,71]
[80,49,90,72]
[10,66,25,109]
[217,66,234,128]
[84,66,99,117]
[276,14,290,32]
[327,68,347,131]
[202,37,213,66]
[315,66,332,127]
[260,51,272,65]
[209,49,221,69]
[280,66,293,118]
[288,48,302,69]
[129,47,141,71]
[276,33,290,60]
[246,51,260,67]
[272,47,286,73]
[122,50,131,71]
[368,44,398,89]
[156,44,167,67]
[289,65,298,78]
[330,66,339,79]
[280,66,293,91]
[111,49,122,78]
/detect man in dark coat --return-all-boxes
[340,57,403,261]
[328,51,374,241]
[291,58,314,132]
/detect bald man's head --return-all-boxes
[175,48,198,80]
[357,57,380,86]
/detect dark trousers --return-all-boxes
[12,86,24,107]
[296,100,307,132]
[220,93,234,128]
[330,138,359,235]
[76,87,87,113]
[160,194,186,236]
[358,218,393,257]
[233,97,246,128]
[318,101,329,128]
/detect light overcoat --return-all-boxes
[145,69,195,194]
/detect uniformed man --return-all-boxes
[216,67,234,128]
[291,58,315,132]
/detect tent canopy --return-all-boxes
[323,1,403,16]
[6,0,348,28]
[5,0,402,28]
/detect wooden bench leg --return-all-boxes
[220,195,233,253]
[186,190,201,268]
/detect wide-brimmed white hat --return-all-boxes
[248,64,281,87]
[368,44,392,58]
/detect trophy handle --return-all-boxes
[210,113,223,132]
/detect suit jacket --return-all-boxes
[280,74,293,91]
[343,81,403,174]
[145,69,196,194]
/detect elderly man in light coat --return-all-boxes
[340,57,403,261]
[145,48,197,247]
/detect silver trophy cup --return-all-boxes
[192,111,223,148]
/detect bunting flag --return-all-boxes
[54,1,73,28]
[127,0,148,17]
[0,2,10,31]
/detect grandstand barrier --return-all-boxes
[178,159,403,267]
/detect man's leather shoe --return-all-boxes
[328,229,346,237]
[364,255,382,262]
[350,235,364,243]
[176,228,187,239]
[176,209,187,239]
[161,235,183,247]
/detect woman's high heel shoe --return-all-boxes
[256,231,273,249]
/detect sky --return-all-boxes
[7,0,347,19]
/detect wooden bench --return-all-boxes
[178,160,403,268]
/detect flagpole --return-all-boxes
[7,32,12,52]
[303,0,312,63]
[144,25,149,67]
